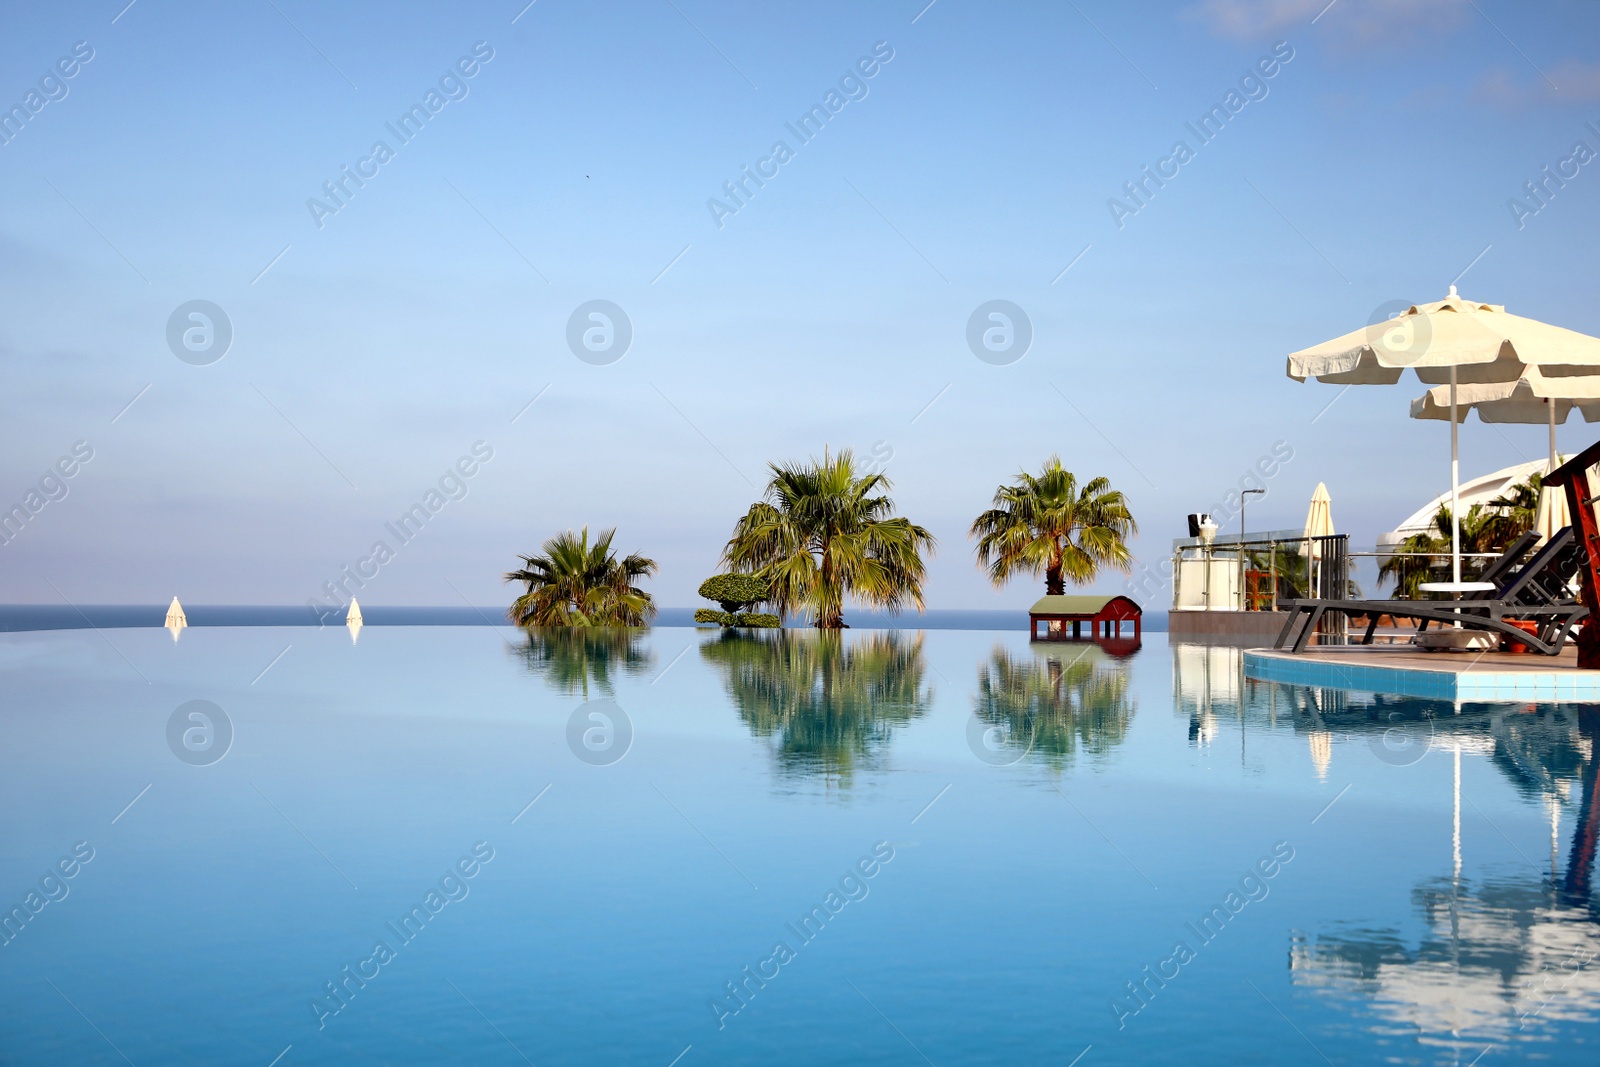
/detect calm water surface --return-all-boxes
[1,626,1596,1065]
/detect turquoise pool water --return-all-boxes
[1,626,1596,1065]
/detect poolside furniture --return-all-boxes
[1288,286,1600,597]
[1273,527,1536,646]
[1273,526,1588,655]
[1028,595,1141,643]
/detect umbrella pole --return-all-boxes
[1451,365,1461,586]
[1549,398,1558,470]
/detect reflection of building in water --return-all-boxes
[974,641,1136,769]
[1172,643,1240,750]
[1168,640,1570,779]
[1289,709,1600,1057]
[699,629,931,785]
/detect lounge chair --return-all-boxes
[1274,527,1588,655]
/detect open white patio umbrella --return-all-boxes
[1409,363,1600,545]
[1289,286,1600,591]
[1410,364,1600,460]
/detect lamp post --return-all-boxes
[1241,489,1265,609]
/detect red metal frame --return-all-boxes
[1543,439,1600,668]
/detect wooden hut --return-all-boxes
[1028,595,1142,642]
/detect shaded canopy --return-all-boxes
[1409,364,1600,423]
[1288,289,1600,386]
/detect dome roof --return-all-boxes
[1377,456,1558,548]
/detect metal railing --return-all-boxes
[1171,531,1349,640]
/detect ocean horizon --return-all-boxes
[0,604,1170,633]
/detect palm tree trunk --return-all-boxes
[818,536,844,628]
[1046,562,1065,596]
[1045,538,1066,595]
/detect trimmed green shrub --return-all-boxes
[694,609,776,627]
[696,574,778,627]
[698,574,770,614]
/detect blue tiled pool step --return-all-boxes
[1243,648,1600,702]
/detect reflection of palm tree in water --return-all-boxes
[699,629,931,784]
[510,627,654,699]
[1290,708,1600,1056]
[973,644,1135,768]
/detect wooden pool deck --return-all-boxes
[1243,644,1600,702]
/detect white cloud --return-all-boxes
[1474,60,1600,107]
[1185,0,1469,43]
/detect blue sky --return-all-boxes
[3,0,1599,612]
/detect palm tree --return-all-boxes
[1378,504,1501,598]
[723,449,935,628]
[1485,472,1542,546]
[504,527,657,627]
[971,457,1137,595]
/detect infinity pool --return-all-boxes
[2,626,1596,1065]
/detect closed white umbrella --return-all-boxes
[1304,483,1334,595]
[346,598,363,644]
[1304,483,1334,541]
[1289,286,1600,592]
[165,596,187,642]
[1535,477,1572,545]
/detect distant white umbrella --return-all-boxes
[1289,286,1600,591]
[1535,480,1572,545]
[346,598,363,644]
[1304,483,1334,595]
[165,596,187,642]
[1303,483,1335,542]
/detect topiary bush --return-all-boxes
[697,575,777,627]
[695,608,778,628]
[698,574,770,614]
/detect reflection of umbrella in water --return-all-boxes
[1289,287,1600,590]
[1290,874,1600,1056]
[1289,709,1600,1055]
